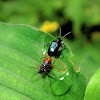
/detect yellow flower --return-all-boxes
[40,21,59,33]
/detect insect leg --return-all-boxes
[61,43,70,51]
[43,43,51,46]
[33,73,39,77]
[57,59,67,72]
[44,69,55,79]
[30,60,41,69]
[43,52,48,59]
[50,62,66,72]
[69,56,76,71]
[40,75,43,87]
[29,66,40,69]
[48,73,55,79]
[69,57,81,72]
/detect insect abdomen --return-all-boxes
[48,42,59,57]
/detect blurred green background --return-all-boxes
[0,0,100,84]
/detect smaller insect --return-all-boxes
[31,57,55,78]
[38,57,52,74]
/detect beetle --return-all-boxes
[38,57,52,74]
[47,31,71,58]
[31,57,55,78]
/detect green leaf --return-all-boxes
[84,68,100,100]
[67,38,100,84]
[0,22,86,100]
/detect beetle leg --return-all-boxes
[30,60,41,69]
[69,57,80,72]
[48,73,55,79]
[57,59,67,71]
[58,44,68,52]
[69,56,81,72]
[58,46,63,51]
[40,75,43,87]
[44,69,55,79]
[78,63,80,72]
[50,61,67,72]
[29,66,41,69]
[62,43,70,51]
[69,57,76,71]
[43,52,48,59]
[43,43,51,46]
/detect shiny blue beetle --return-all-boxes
[48,38,63,58]
[47,31,71,58]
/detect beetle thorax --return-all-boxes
[56,38,62,43]
[43,60,48,66]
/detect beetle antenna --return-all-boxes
[62,31,72,39]
[59,27,62,38]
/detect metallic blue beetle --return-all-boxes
[47,31,71,58]
[48,38,62,58]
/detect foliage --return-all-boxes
[0,22,86,100]
[84,68,100,100]
[0,0,100,98]
[0,0,100,36]
[66,38,100,83]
